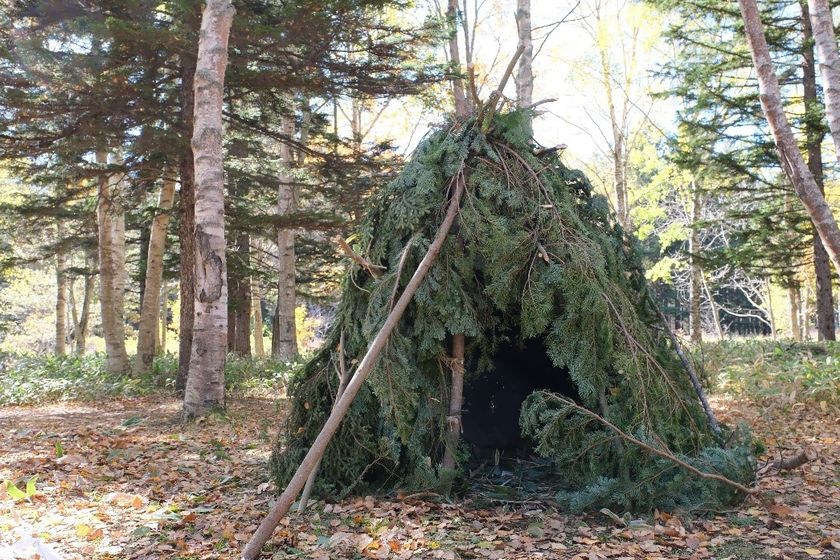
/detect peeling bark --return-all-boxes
[739,0,840,276]
[801,0,836,340]
[515,0,534,111]
[807,0,840,161]
[96,149,129,374]
[183,0,234,418]
[136,176,176,372]
[273,111,298,361]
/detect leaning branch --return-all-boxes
[337,238,385,278]
[653,304,722,441]
[241,170,467,560]
[549,395,757,496]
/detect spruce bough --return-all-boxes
[270,110,755,514]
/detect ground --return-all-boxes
[1,394,838,560]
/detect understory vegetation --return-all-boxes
[0,352,300,406]
[702,340,840,407]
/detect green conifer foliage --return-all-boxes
[271,110,755,510]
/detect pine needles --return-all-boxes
[270,110,756,512]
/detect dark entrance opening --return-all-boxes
[461,337,580,458]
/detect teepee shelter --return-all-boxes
[242,110,755,559]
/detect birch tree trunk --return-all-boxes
[110,151,128,351]
[273,111,298,360]
[96,149,129,374]
[160,281,168,354]
[75,247,96,355]
[739,0,840,276]
[233,233,251,355]
[594,4,632,230]
[807,0,840,161]
[54,232,67,356]
[252,278,265,357]
[446,0,468,117]
[515,0,534,111]
[136,176,177,373]
[689,187,703,343]
[766,278,777,340]
[801,0,836,340]
[789,284,802,341]
[701,273,725,340]
[183,0,234,419]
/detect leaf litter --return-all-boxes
[0,394,837,559]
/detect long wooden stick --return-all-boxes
[548,395,757,496]
[654,306,722,440]
[297,331,349,514]
[241,173,466,560]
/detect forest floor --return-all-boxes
[0,393,838,560]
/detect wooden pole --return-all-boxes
[442,332,465,470]
[241,173,466,560]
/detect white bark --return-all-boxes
[252,277,265,357]
[689,187,703,343]
[765,278,777,340]
[55,232,67,356]
[446,0,468,117]
[159,280,169,354]
[73,247,96,355]
[96,149,129,374]
[807,0,840,162]
[515,0,534,110]
[273,111,298,360]
[739,0,840,275]
[789,284,802,341]
[183,0,235,418]
[136,176,177,372]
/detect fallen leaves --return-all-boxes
[0,394,838,559]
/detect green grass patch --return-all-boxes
[701,339,840,406]
[0,351,302,406]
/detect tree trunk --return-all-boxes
[110,151,128,354]
[75,246,96,355]
[807,0,840,161]
[766,277,777,339]
[228,273,238,351]
[176,53,197,394]
[446,0,468,117]
[54,232,67,356]
[160,280,168,354]
[136,176,177,373]
[701,272,725,339]
[595,8,629,230]
[96,149,129,374]
[273,111,298,360]
[789,284,802,341]
[801,0,836,341]
[137,223,151,314]
[252,277,265,357]
[689,187,703,343]
[183,0,234,419]
[739,0,840,276]
[242,171,465,560]
[515,0,534,112]
[442,333,465,470]
[233,233,251,355]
